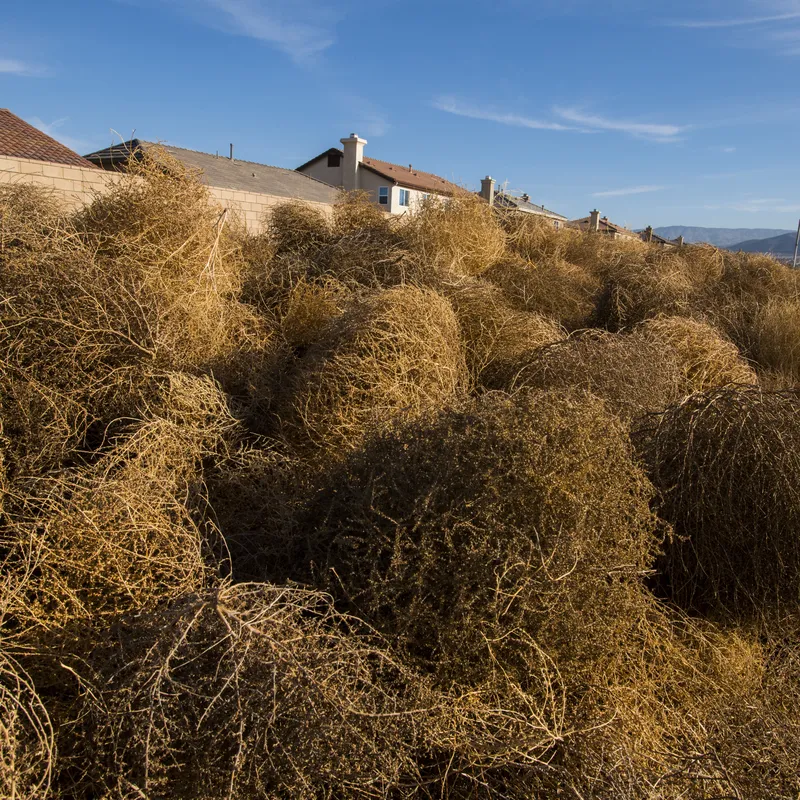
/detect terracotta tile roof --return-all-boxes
[0,108,97,168]
[360,156,468,196]
[297,147,468,196]
[568,215,638,238]
[84,139,341,205]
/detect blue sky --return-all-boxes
[2,0,799,229]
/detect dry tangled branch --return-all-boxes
[444,278,564,388]
[491,330,685,422]
[64,584,433,799]
[636,387,800,616]
[485,255,599,330]
[2,374,236,632]
[295,389,660,691]
[634,315,757,392]
[402,194,507,276]
[0,648,54,800]
[278,285,468,453]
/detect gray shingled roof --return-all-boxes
[495,192,567,220]
[84,140,341,205]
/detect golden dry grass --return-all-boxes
[5,173,800,799]
[278,285,468,452]
[444,278,564,387]
[634,315,757,392]
[484,255,599,330]
[0,649,54,800]
[636,387,800,617]
[492,330,685,422]
[401,193,507,276]
[753,297,800,382]
[296,389,660,689]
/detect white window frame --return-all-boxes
[399,188,411,207]
[378,186,389,205]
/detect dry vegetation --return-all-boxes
[2,153,800,798]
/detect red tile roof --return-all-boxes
[360,156,468,196]
[0,108,97,168]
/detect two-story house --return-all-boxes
[297,133,466,214]
[569,210,640,240]
[478,176,567,228]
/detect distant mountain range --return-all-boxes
[729,231,798,257]
[654,226,794,248]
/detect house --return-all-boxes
[85,140,341,230]
[478,176,567,228]
[640,226,683,248]
[0,107,112,207]
[568,209,640,241]
[297,133,466,214]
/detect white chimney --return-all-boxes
[340,132,367,192]
[480,175,495,206]
[589,209,601,232]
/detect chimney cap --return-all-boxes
[341,133,368,145]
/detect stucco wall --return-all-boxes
[299,157,435,215]
[0,154,333,231]
[299,157,343,191]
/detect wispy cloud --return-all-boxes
[593,185,666,198]
[0,58,46,77]
[432,96,578,131]
[433,97,689,143]
[555,107,688,142]
[28,117,91,153]
[718,198,800,214]
[669,12,800,28]
[152,0,337,63]
[666,2,800,55]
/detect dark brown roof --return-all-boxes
[568,215,638,238]
[0,108,97,168]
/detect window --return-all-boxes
[399,188,411,207]
[378,187,389,205]
[327,152,341,168]
[554,220,560,230]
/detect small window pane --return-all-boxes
[399,189,410,207]
[379,187,389,205]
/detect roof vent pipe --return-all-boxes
[229,143,234,162]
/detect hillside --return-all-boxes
[729,230,798,256]
[654,225,793,247]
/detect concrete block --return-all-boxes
[19,160,45,175]
[42,164,65,179]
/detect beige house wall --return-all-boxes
[0,154,334,231]
[299,157,344,190]
[299,156,437,215]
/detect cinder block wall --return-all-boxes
[0,154,118,208]
[208,186,334,230]
[0,155,333,231]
